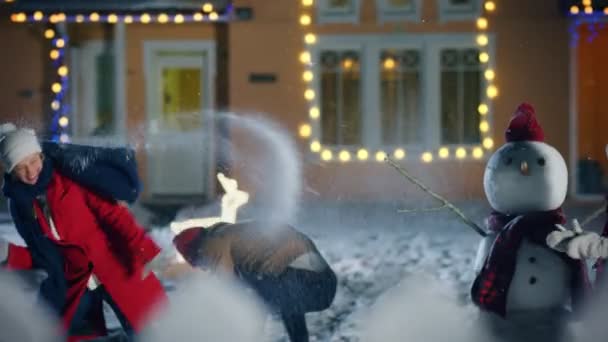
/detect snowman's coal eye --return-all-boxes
[505,157,513,165]
[537,158,546,166]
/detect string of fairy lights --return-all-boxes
[569,0,608,15]
[296,0,498,163]
[8,2,232,142]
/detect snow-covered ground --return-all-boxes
[1,200,605,341]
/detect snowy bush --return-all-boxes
[0,270,61,342]
[139,272,268,342]
[362,273,493,342]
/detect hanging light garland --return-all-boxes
[297,0,498,163]
[9,2,233,141]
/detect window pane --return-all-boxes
[328,0,354,10]
[320,50,361,145]
[94,53,115,135]
[161,67,202,131]
[440,48,481,144]
[388,0,413,8]
[449,0,471,5]
[380,49,421,145]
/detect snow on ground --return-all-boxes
[0,200,605,341]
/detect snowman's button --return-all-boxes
[529,276,537,285]
[528,257,536,263]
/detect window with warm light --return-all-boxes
[319,50,362,145]
[309,33,494,158]
[380,49,422,145]
[438,0,482,21]
[376,0,421,23]
[440,48,482,145]
[316,0,361,24]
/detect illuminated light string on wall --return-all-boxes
[9,2,232,141]
[568,0,608,45]
[297,0,498,163]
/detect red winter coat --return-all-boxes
[4,171,167,337]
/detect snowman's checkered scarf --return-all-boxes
[471,209,591,317]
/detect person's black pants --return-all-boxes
[237,266,337,342]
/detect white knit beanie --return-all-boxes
[0,123,42,172]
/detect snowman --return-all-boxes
[471,103,591,340]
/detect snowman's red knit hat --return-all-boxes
[504,102,545,142]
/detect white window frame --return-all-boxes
[311,33,496,156]
[437,0,482,22]
[316,0,362,24]
[376,0,422,23]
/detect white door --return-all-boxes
[144,41,216,196]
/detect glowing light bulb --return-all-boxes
[476,34,489,46]
[140,13,151,23]
[487,85,499,98]
[51,100,60,111]
[321,149,333,161]
[58,116,69,127]
[484,69,495,80]
[309,107,320,119]
[299,124,311,138]
[202,3,214,12]
[108,14,118,23]
[478,103,489,115]
[479,52,490,63]
[44,29,55,39]
[439,147,449,159]
[193,13,204,21]
[421,152,433,163]
[456,148,467,159]
[393,148,405,160]
[300,51,311,64]
[33,11,43,21]
[300,14,311,26]
[174,14,185,23]
[339,150,351,162]
[473,147,484,159]
[484,1,496,12]
[58,66,68,77]
[375,151,386,162]
[51,83,62,93]
[158,13,169,23]
[49,49,60,60]
[76,14,85,22]
[55,39,65,48]
[479,121,489,133]
[209,12,219,20]
[357,149,368,160]
[89,12,100,22]
[302,70,313,82]
[302,0,314,6]
[310,141,321,152]
[383,58,396,70]
[483,137,494,149]
[304,89,315,100]
[570,6,580,14]
[584,6,593,14]
[304,33,316,44]
[342,58,353,69]
[476,17,488,29]
[124,15,133,23]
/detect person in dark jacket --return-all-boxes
[173,220,337,342]
[0,123,168,341]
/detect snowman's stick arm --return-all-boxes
[385,157,488,238]
[579,205,606,228]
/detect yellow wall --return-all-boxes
[228,0,571,201]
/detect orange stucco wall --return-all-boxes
[576,23,608,174]
[228,0,571,202]
[0,21,46,132]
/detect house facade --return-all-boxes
[1,0,605,205]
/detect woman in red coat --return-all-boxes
[0,124,167,341]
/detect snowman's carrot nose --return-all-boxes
[520,161,529,175]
